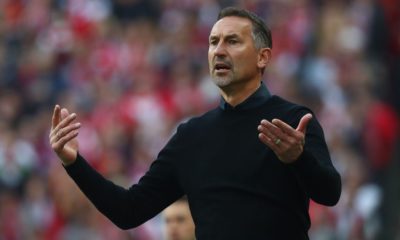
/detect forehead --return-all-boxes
[210,16,253,37]
[164,202,190,216]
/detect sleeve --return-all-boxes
[288,109,342,206]
[64,125,186,229]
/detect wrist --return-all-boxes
[59,151,78,166]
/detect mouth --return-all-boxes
[214,62,232,73]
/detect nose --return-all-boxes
[213,42,227,57]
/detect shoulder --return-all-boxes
[174,107,220,135]
[182,108,220,128]
[268,96,311,113]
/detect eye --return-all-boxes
[228,39,238,44]
[209,38,218,46]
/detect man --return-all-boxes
[49,7,341,239]
[163,196,195,240]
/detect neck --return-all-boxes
[220,80,261,107]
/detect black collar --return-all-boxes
[219,82,271,111]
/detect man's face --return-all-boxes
[208,16,260,88]
[163,201,195,240]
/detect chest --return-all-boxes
[176,115,294,196]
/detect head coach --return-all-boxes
[49,7,341,240]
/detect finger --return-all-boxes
[296,113,313,134]
[258,123,294,147]
[50,107,74,138]
[258,125,290,148]
[258,132,278,151]
[271,118,296,136]
[50,122,81,143]
[257,124,275,140]
[52,130,79,152]
[50,113,77,138]
[51,105,61,130]
[61,108,69,120]
[258,132,289,152]
[260,119,287,142]
[271,118,305,145]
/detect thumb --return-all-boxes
[296,113,313,134]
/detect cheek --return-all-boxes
[237,52,258,72]
[208,52,213,69]
[208,48,214,61]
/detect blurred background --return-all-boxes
[0,0,399,239]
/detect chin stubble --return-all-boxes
[212,76,232,87]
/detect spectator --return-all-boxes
[163,196,195,240]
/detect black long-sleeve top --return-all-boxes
[65,84,341,239]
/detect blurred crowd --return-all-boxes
[0,0,399,239]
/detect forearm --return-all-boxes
[65,153,182,229]
[290,149,341,206]
[287,113,342,206]
[65,154,143,229]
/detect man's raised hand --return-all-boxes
[257,113,312,163]
[49,105,81,166]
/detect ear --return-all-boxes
[257,48,271,69]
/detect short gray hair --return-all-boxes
[217,7,272,50]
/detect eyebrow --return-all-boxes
[209,33,241,41]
